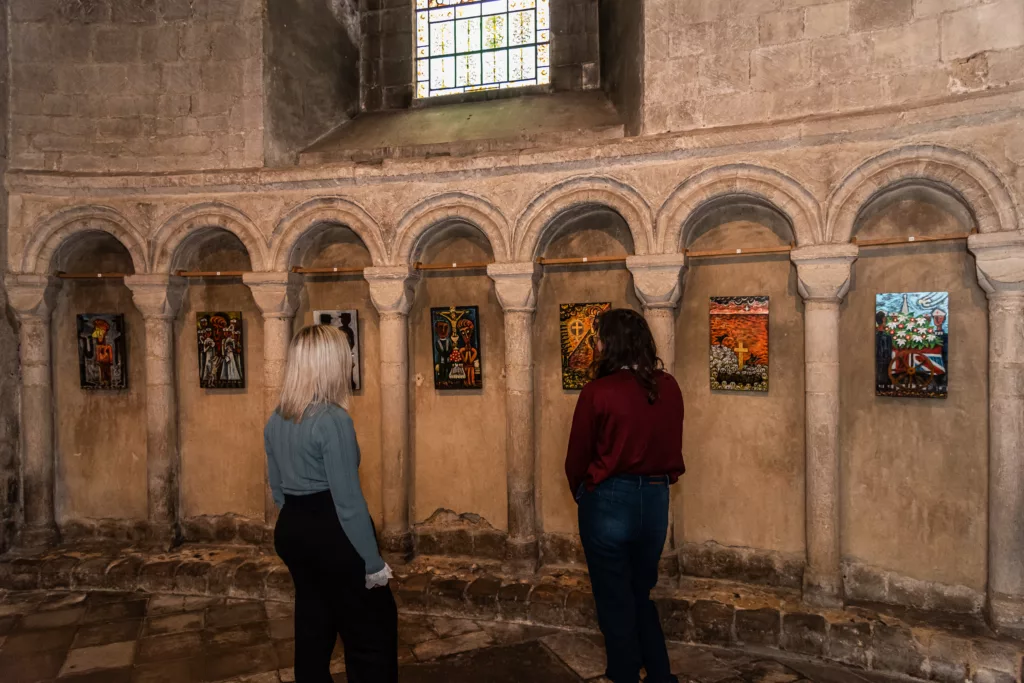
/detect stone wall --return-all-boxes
[0,2,19,554]
[598,0,644,134]
[9,0,265,172]
[642,0,1024,134]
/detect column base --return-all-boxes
[19,523,59,549]
[988,593,1024,636]
[503,536,539,575]
[802,569,843,608]
[140,520,178,550]
[381,530,414,564]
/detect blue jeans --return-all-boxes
[578,475,677,683]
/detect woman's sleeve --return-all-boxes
[264,423,285,510]
[315,409,386,575]
[565,386,597,496]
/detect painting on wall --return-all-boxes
[875,292,948,399]
[709,296,769,392]
[431,306,482,390]
[560,302,611,390]
[314,309,361,391]
[77,314,128,390]
[197,312,245,389]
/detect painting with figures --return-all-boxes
[710,296,769,392]
[314,310,361,391]
[431,306,483,390]
[197,312,245,389]
[875,292,948,399]
[77,314,128,390]
[560,302,611,390]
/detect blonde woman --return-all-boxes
[265,325,396,683]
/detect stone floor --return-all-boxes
[0,588,916,683]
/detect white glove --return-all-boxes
[365,563,393,589]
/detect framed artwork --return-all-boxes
[875,292,948,399]
[431,306,482,390]
[314,309,361,391]
[710,296,769,392]
[77,314,128,390]
[197,312,245,389]
[560,302,610,390]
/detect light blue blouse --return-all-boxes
[263,404,385,574]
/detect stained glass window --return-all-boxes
[415,0,551,98]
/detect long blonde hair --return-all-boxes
[277,324,352,421]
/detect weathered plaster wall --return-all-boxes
[676,212,806,557]
[292,227,382,522]
[410,229,507,530]
[176,235,265,521]
[643,0,1024,134]
[52,270,148,524]
[8,0,264,172]
[265,0,359,166]
[839,196,988,592]
[536,212,640,535]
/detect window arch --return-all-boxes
[415,0,551,98]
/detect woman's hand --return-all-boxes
[365,563,393,589]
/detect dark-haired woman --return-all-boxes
[566,308,685,683]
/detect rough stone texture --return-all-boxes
[8,0,264,171]
[265,0,358,166]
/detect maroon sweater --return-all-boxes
[565,369,685,495]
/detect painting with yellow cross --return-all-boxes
[560,302,611,390]
[710,296,769,392]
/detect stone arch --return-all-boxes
[657,164,822,251]
[22,205,149,275]
[151,201,269,273]
[515,176,653,261]
[827,145,1018,243]
[393,192,511,265]
[271,196,388,270]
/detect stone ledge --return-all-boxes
[1,545,1021,682]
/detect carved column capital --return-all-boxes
[365,265,419,316]
[242,272,304,319]
[626,254,687,310]
[969,232,1024,298]
[124,274,187,321]
[791,245,858,303]
[5,273,60,321]
[487,262,543,313]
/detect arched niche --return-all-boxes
[290,223,383,522]
[675,200,805,570]
[838,183,988,598]
[172,228,266,529]
[535,207,642,546]
[408,220,508,539]
[50,232,148,530]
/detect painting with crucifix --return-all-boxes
[560,302,611,390]
[710,296,769,392]
[431,305,483,390]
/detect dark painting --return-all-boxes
[197,312,245,389]
[77,314,128,390]
[560,302,611,390]
[875,292,948,399]
[314,309,361,391]
[709,296,769,392]
[431,306,482,390]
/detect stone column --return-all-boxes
[969,233,1024,634]
[627,254,687,374]
[790,244,857,607]
[243,272,304,528]
[488,262,543,567]
[365,266,418,554]
[125,274,186,543]
[6,274,61,546]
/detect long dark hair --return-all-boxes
[591,308,663,403]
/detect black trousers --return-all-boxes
[275,491,398,683]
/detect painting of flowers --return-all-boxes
[875,292,948,398]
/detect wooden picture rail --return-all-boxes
[537,255,628,266]
[293,265,366,275]
[174,270,248,278]
[686,244,794,258]
[55,271,129,279]
[415,261,492,272]
[852,231,974,247]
